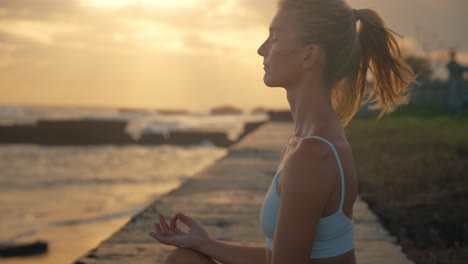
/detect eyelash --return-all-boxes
[268,36,278,43]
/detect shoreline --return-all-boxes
[0,143,229,263]
[0,114,270,263]
[0,120,267,147]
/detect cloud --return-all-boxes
[0,0,466,110]
[0,18,81,46]
[238,0,276,24]
[0,0,80,20]
[0,0,269,57]
[349,0,468,51]
[112,0,263,31]
[1,0,466,54]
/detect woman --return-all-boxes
[149,0,414,263]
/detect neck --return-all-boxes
[285,74,342,138]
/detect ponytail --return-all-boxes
[355,8,415,121]
[277,1,415,126]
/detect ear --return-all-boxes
[303,44,321,69]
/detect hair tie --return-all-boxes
[353,9,360,22]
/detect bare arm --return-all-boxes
[271,139,336,263]
[196,237,268,264]
[150,213,268,264]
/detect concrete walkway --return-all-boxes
[75,122,412,264]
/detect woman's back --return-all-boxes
[262,133,358,263]
[280,134,358,221]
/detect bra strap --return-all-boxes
[303,136,345,211]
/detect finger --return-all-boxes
[155,223,165,236]
[171,227,187,235]
[170,214,178,230]
[149,232,160,240]
[174,212,195,228]
[149,232,173,245]
[169,214,185,232]
[173,226,185,234]
[159,214,174,235]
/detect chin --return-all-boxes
[263,77,283,88]
[263,75,279,87]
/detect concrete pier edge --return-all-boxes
[75,121,413,264]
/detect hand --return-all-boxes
[149,212,210,250]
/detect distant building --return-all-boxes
[446,51,468,111]
[359,50,468,113]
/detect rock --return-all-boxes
[138,133,168,145]
[210,106,243,115]
[202,132,233,147]
[238,121,267,141]
[157,109,189,115]
[36,119,133,145]
[0,119,265,147]
[167,130,233,147]
[0,124,39,143]
[0,240,48,257]
[0,120,134,145]
[267,110,292,121]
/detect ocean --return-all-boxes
[0,105,268,264]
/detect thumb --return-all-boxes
[175,212,196,228]
[149,232,174,245]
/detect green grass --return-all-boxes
[347,108,468,264]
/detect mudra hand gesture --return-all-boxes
[149,212,210,250]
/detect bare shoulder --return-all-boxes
[279,137,338,194]
[294,136,336,159]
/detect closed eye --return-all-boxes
[269,36,278,43]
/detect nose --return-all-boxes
[257,39,268,57]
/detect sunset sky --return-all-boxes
[0,0,467,111]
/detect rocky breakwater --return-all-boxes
[0,124,38,144]
[0,120,268,147]
[267,110,293,121]
[139,121,267,147]
[0,240,48,258]
[138,130,232,147]
[0,119,133,145]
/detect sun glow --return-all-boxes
[81,0,200,9]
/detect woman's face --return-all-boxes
[257,9,306,88]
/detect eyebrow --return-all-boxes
[269,27,281,32]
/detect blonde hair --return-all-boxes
[278,0,415,126]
